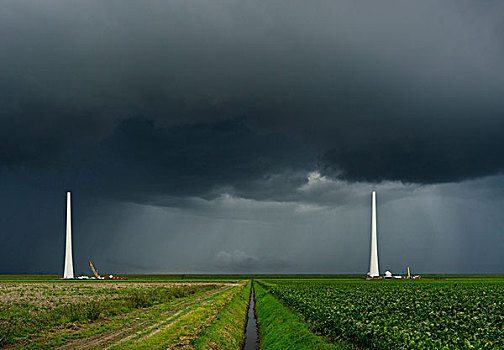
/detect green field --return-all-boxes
[1,274,504,349]
[0,274,364,282]
[258,278,504,349]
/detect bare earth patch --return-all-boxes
[0,282,229,314]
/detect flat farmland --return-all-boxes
[3,275,504,349]
[0,279,249,349]
[258,279,504,349]
[0,282,212,313]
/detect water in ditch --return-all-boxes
[243,282,258,350]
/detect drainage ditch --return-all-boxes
[243,282,258,350]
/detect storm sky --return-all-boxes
[1,1,504,274]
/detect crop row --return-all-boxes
[259,280,504,349]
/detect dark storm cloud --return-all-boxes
[90,116,313,200]
[321,118,504,183]
[3,1,504,275]
[1,1,504,190]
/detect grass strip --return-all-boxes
[121,283,245,349]
[254,282,353,350]
[0,284,217,347]
[192,281,251,349]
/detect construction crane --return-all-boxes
[87,261,127,280]
[89,261,101,279]
[407,266,421,279]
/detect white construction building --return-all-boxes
[63,191,74,279]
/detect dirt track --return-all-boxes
[55,284,235,350]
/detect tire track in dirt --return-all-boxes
[57,284,235,350]
[106,309,188,349]
[106,285,236,348]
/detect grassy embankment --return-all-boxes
[0,284,217,347]
[254,282,354,350]
[192,280,251,349]
[115,281,248,349]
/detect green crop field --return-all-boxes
[2,275,504,349]
[258,278,504,349]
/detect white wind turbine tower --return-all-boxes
[368,191,380,277]
[63,191,74,279]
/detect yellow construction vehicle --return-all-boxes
[89,261,101,279]
[407,266,421,279]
